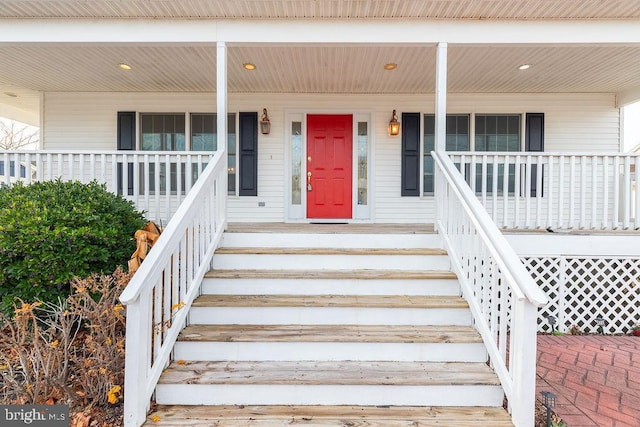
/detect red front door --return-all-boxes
[306,114,353,219]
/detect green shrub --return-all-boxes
[0,180,146,313]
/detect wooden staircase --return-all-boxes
[146,224,512,426]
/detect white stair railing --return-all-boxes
[433,151,548,427]
[0,150,215,223]
[118,150,227,427]
[449,152,640,230]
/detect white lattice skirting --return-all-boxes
[523,257,640,334]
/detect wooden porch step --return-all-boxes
[155,360,503,406]
[191,294,468,309]
[204,269,457,280]
[215,247,447,255]
[158,360,500,386]
[177,324,483,343]
[145,405,513,426]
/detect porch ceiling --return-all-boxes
[1,0,640,20]
[2,44,640,96]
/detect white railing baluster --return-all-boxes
[525,156,532,228]
[46,153,53,181]
[623,156,631,229]
[133,154,140,210]
[569,156,576,229]
[514,155,521,228]
[580,156,586,229]
[481,155,488,209]
[547,155,554,229]
[154,154,161,222]
[503,155,509,228]
[558,156,565,229]
[536,155,543,229]
[3,152,9,184]
[68,153,75,181]
[591,156,597,229]
[613,156,620,229]
[163,154,169,222]
[143,154,150,217]
[492,155,498,224]
[635,156,640,229]
[24,153,32,184]
[603,156,609,229]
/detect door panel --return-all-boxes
[307,115,353,219]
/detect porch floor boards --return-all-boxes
[204,269,457,280]
[226,222,640,236]
[226,222,435,234]
[215,247,447,256]
[191,294,468,309]
[177,324,483,344]
[145,405,514,426]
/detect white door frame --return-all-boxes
[284,109,374,222]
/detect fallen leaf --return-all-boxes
[71,412,91,427]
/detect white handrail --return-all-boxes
[433,151,547,427]
[119,150,227,427]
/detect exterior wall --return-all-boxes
[43,92,619,223]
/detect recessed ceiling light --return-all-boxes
[384,63,398,71]
[243,63,257,71]
[3,92,18,98]
[518,64,531,70]
[118,63,132,70]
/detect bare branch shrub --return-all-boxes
[0,268,131,410]
[67,268,130,406]
[0,300,80,404]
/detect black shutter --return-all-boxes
[525,113,544,197]
[401,112,420,196]
[239,112,258,196]
[117,112,136,195]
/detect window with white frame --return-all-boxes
[474,114,520,194]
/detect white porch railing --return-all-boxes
[433,151,548,427]
[118,150,227,427]
[0,150,216,224]
[448,152,640,230]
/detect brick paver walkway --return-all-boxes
[536,335,640,427]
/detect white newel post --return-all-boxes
[123,288,152,427]
[511,299,539,427]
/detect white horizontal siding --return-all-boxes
[43,92,619,223]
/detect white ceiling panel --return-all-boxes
[1,0,640,20]
[1,43,640,98]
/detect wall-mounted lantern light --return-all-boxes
[388,110,400,136]
[260,109,271,135]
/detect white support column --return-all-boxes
[217,41,228,156]
[216,41,228,227]
[435,42,448,152]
